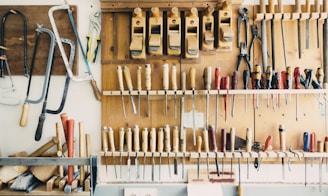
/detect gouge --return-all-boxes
[119,127,125,179]
[123,66,137,114]
[163,63,169,116]
[101,126,109,176]
[141,128,148,180]
[157,127,164,181]
[145,64,151,117]
[133,125,140,179]
[126,128,132,180]
[189,67,196,145]
[196,135,202,179]
[150,127,156,181]
[164,125,172,178]
[108,127,117,179]
[117,66,126,118]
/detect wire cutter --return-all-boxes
[236,42,252,72]
[86,11,101,63]
[237,7,249,48]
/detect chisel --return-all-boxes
[259,0,268,71]
[203,127,210,179]
[126,128,132,180]
[137,66,142,118]
[123,66,137,114]
[243,70,249,112]
[209,125,219,176]
[294,67,301,121]
[141,128,148,180]
[286,66,292,105]
[150,127,157,181]
[108,127,117,179]
[253,64,261,109]
[314,0,320,48]
[173,126,179,175]
[180,124,187,179]
[133,125,140,179]
[117,66,126,118]
[230,128,235,178]
[231,70,238,117]
[246,128,252,179]
[189,67,196,145]
[221,77,230,121]
[157,127,164,181]
[269,0,276,70]
[163,63,169,116]
[203,66,212,128]
[221,129,227,175]
[295,0,302,59]
[145,64,151,117]
[101,126,109,176]
[318,140,323,192]
[164,125,171,179]
[196,135,202,179]
[119,127,125,179]
[265,66,273,109]
[171,65,177,119]
[305,0,311,49]
[215,68,221,132]
[180,73,187,178]
[279,124,286,180]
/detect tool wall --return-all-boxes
[100,0,328,186]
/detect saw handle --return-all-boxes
[90,79,102,101]
[35,113,46,141]
[19,103,29,127]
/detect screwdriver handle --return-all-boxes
[119,127,125,152]
[221,129,227,153]
[190,67,196,90]
[276,72,282,90]
[305,0,311,13]
[243,70,249,90]
[303,132,310,151]
[294,67,301,89]
[324,137,328,153]
[164,125,171,152]
[278,0,283,13]
[254,64,262,89]
[158,128,164,153]
[310,132,316,152]
[295,0,301,13]
[141,128,148,153]
[203,66,212,90]
[279,124,286,152]
[286,66,292,89]
[133,125,140,152]
[230,128,235,152]
[208,125,217,152]
[163,63,169,90]
[196,135,202,153]
[150,128,157,153]
[268,0,275,14]
[171,65,177,90]
[172,126,179,153]
[123,66,133,91]
[181,71,186,91]
[145,64,151,90]
[232,70,238,90]
[314,0,320,12]
[263,135,273,152]
[259,0,266,14]
[316,67,324,85]
[101,126,109,152]
[266,66,272,89]
[246,128,252,152]
[117,66,124,91]
[221,76,230,90]
[281,71,287,89]
[108,127,115,152]
[215,67,221,90]
[126,128,132,152]
[203,127,209,153]
[137,66,142,91]
[317,141,324,153]
[324,0,328,12]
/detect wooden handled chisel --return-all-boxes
[101,126,109,176]
[133,125,140,179]
[141,128,148,180]
[173,126,179,175]
[203,66,212,128]
[163,63,169,116]
[209,125,219,176]
[203,127,210,179]
[123,66,137,114]
[145,64,151,117]
[150,127,157,181]
[196,135,202,179]
[171,65,177,119]
[164,125,171,179]
[117,66,126,118]
[119,127,125,179]
[108,127,117,179]
[137,66,142,118]
[126,128,132,180]
[189,67,196,145]
[157,127,164,181]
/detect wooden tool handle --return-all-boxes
[180,128,186,153]
[164,125,171,152]
[119,127,125,152]
[171,7,179,17]
[137,66,142,91]
[305,0,311,12]
[238,185,243,196]
[295,0,301,13]
[172,126,179,153]
[162,63,169,90]
[90,79,102,101]
[189,67,196,89]
[181,71,186,91]
[126,128,132,152]
[56,122,63,152]
[28,136,59,157]
[317,141,324,152]
[279,124,286,151]
[215,67,221,90]
[230,128,235,152]
[145,64,151,90]
[310,132,316,152]
[278,0,283,13]
[314,0,320,12]
[268,0,275,13]
[203,66,212,90]
[171,65,177,90]
[203,128,209,153]
[208,125,217,151]
[246,128,252,152]
[19,103,29,127]
[196,135,202,153]
[324,137,328,152]
[259,0,266,14]
[79,122,85,185]
[123,66,133,91]
[108,127,115,152]
[133,125,140,152]
[221,129,226,153]
[60,113,68,142]
[67,119,74,186]
[117,66,124,91]
[158,128,164,152]
[85,133,91,175]
[150,128,157,153]
[263,135,273,152]
[141,128,148,152]
[324,0,328,12]
[101,126,109,151]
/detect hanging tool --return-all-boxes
[117,66,126,118]
[305,0,311,49]
[196,135,202,179]
[180,72,187,179]
[315,0,320,48]
[126,128,132,180]
[278,0,288,69]
[265,66,273,109]
[172,126,179,175]
[303,132,310,187]
[0,55,19,106]
[145,64,151,117]
[221,129,227,174]
[180,125,187,179]
[279,124,286,180]
[231,70,238,118]
[66,119,74,188]
[141,128,148,180]
[49,0,101,100]
[215,67,221,133]
[294,67,301,121]
[20,25,55,127]
[171,65,177,119]
[157,127,164,181]
[230,128,235,178]
[203,127,210,179]
[86,11,101,63]
[123,66,137,115]
[35,38,75,141]
[259,0,268,71]
[150,127,156,181]
[246,128,252,179]
[285,66,292,105]
[203,66,212,128]
[137,66,142,118]
[101,127,109,176]
[209,125,219,176]
[221,77,230,122]
[119,127,125,179]
[189,67,196,145]
[164,125,171,179]
[0,9,28,78]
[133,125,140,179]
[108,127,117,179]
[268,0,276,70]
[243,70,249,112]
[237,7,249,48]
[163,63,169,116]
[295,0,302,59]
[253,64,262,109]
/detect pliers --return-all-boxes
[237,7,249,48]
[236,42,252,73]
[86,11,101,63]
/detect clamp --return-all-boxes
[236,42,252,72]
[86,11,101,63]
[237,7,249,48]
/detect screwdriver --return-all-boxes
[303,132,310,187]
[243,70,249,112]
[117,66,126,118]
[294,67,301,121]
[189,67,197,145]
[279,124,286,180]
[119,127,125,179]
[203,66,212,129]
[230,128,235,178]
[173,126,179,175]
[286,66,292,105]
[123,66,137,114]
[163,63,169,116]
[209,125,220,176]
[180,73,187,178]
[316,67,324,88]
[203,127,210,179]
[221,77,230,122]
[150,127,156,181]
[145,64,151,117]
[164,125,172,179]
[265,66,272,109]
[137,66,142,118]
[276,72,282,108]
[231,70,238,118]
[221,128,227,175]
[157,127,164,181]
[171,65,177,119]
[196,135,202,179]
[108,127,117,179]
[253,64,261,109]
[126,128,132,180]
[133,125,140,179]
[141,127,148,180]
[215,67,221,132]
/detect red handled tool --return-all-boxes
[221,77,230,122]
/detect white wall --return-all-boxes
[0,0,101,157]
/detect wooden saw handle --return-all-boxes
[19,103,29,127]
[90,79,102,101]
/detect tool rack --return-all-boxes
[100,0,328,185]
